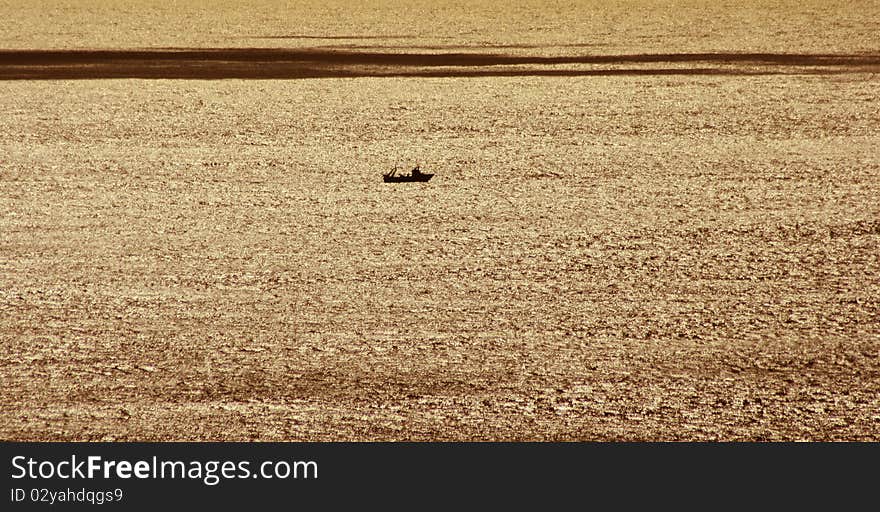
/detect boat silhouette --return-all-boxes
[383,165,433,183]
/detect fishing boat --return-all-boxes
[383,165,433,183]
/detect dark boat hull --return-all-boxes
[383,173,434,183]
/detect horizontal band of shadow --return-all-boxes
[0,65,852,80]
[315,43,612,50]
[1,49,878,68]
[252,35,419,40]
